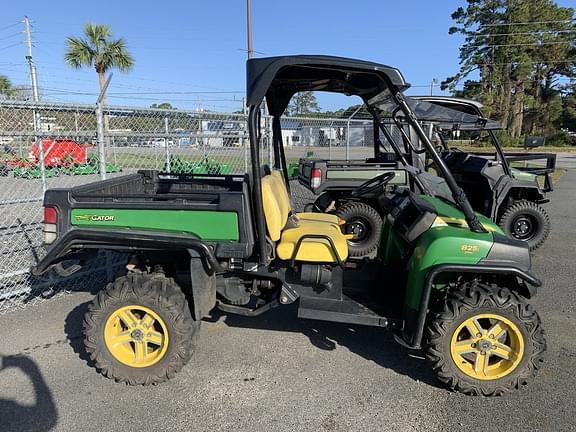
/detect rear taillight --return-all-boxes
[44,207,58,224]
[43,206,58,244]
[311,168,322,189]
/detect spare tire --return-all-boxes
[498,200,550,251]
[335,201,382,257]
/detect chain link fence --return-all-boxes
[0,99,375,314]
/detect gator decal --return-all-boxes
[74,214,115,222]
[71,209,239,241]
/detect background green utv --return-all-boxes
[34,55,545,397]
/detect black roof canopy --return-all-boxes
[246,55,409,116]
[401,96,502,130]
[372,94,501,130]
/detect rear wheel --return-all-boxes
[498,200,550,250]
[335,201,382,257]
[84,272,199,385]
[425,281,545,396]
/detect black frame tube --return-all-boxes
[372,117,381,156]
[272,116,282,169]
[488,129,512,176]
[391,107,426,155]
[458,102,513,177]
[248,105,269,264]
[390,89,486,233]
[272,115,291,189]
[367,106,429,194]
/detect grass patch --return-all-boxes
[548,168,566,187]
[454,144,576,153]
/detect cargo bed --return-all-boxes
[33,171,255,275]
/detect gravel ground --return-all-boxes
[0,171,575,432]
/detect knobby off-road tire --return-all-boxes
[425,281,546,396]
[335,202,382,257]
[498,200,550,251]
[84,272,199,385]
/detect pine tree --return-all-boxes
[444,0,576,138]
[287,92,320,116]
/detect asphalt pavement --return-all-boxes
[0,171,575,432]
[556,152,576,169]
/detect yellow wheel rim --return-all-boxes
[450,313,524,380]
[104,305,169,368]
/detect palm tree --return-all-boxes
[65,23,134,103]
[0,75,14,97]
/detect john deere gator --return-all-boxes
[33,55,545,395]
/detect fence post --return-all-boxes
[32,109,47,193]
[243,128,249,173]
[266,115,273,165]
[95,102,107,180]
[346,106,362,161]
[328,120,333,160]
[164,116,170,172]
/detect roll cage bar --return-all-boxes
[246,56,486,264]
[410,96,512,177]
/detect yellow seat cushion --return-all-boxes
[276,221,349,263]
[269,170,340,225]
[263,170,349,263]
[296,212,340,225]
[261,174,290,241]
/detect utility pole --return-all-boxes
[430,78,438,96]
[25,16,46,192]
[25,17,40,102]
[246,0,254,59]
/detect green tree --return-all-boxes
[0,75,14,97]
[65,23,134,103]
[150,102,174,109]
[287,91,320,116]
[560,82,576,132]
[444,0,576,138]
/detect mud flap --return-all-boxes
[189,255,216,320]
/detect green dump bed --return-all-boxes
[43,170,255,259]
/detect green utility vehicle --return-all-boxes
[33,56,545,395]
[164,155,231,175]
[412,96,555,250]
[299,97,555,254]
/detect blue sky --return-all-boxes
[0,0,572,111]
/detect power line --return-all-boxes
[0,31,22,42]
[479,59,576,66]
[474,41,574,48]
[109,91,244,95]
[482,19,575,27]
[0,22,21,33]
[469,29,576,38]
[0,42,23,51]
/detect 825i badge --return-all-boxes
[460,244,480,254]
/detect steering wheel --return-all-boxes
[351,172,396,198]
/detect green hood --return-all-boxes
[420,195,502,234]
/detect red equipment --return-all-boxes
[28,139,89,168]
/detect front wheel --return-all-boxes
[498,200,550,250]
[425,281,545,396]
[84,272,199,385]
